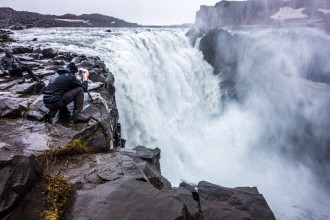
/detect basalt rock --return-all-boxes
[0,145,39,219]
[11,81,45,95]
[12,46,33,54]
[41,48,58,58]
[165,184,200,218]
[198,29,242,104]
[66,178,191,220]
[198,181,276,220]
[9,144,275,220]
[0,42,119,219]
[0,96,30,118]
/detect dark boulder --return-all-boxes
[166,184,200,218]
[41,48,58,58]
[80,60,94,68]
[13,46,33,54]
[0,97,30,119]
[9,26,24,30]
[121,146,172,190]
[198,181,276,220]
[71,56,83,63]
[88,68,107,83]
[134,145,161,173]
[11,81,45,95]
[0,145,39,219]
[87,131,108,153]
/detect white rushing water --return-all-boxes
[14,27,330,219]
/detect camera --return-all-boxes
[78,68,86,76]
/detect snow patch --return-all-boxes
[271,7,308,20]
[111,21,116,24]
[55,18,90,24]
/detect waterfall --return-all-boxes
[15,27,330,220]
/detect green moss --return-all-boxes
[38,139,91,220]
[43,174,72,220]
[55,139,91,156]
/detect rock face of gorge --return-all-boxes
[0,7,140,29]
[188,0,330,42]
[188,0,330,105]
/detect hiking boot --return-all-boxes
[72,111,90,123]
[45,109,58,123]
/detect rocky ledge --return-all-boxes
[0,36,275,219]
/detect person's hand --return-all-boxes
[82,70,89,81]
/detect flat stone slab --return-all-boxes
[65,178,186,220]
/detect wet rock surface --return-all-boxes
[0,43,119,218]
[67,179,186,220]
[7,145,275,220]
[0,145,39,219]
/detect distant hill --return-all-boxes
[0,7,140,28]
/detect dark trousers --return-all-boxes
[45,87,84,112]
[10,66,38,80]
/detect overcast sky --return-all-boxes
[0,0,224,25]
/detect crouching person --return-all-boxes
[43,62,90,123]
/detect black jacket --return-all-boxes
[43,68,88,104]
